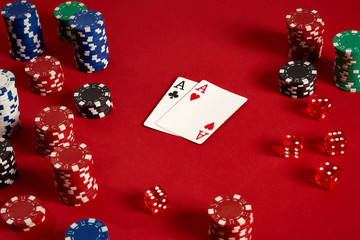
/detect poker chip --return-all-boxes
[24,55,65,95]
[54,1,87,43]
[279,61,317,98]
[0,69,21,139]
[65,218,109,239]
[0,138,18,189]
[49,142,98,206]
[69,10,109,73]
[332,30,360,92]
[0,195,46,232]
[34,106,75,158]
[74,83,113,119]
[1,0,45,61]
[208,194,254,240]
[286,8,324,62]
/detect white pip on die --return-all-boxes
[144,185,169,214]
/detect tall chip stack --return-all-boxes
[286,8,324,62]
[279,61,317,98]
[69,10,109,73]
[1,0,44,61]
[208,194,254,240]
[0,70,20,139]
[53,1,87,43]
[49,142,98,206]
[34,106,74,158]
[24,55,65,95]
[0,195,46,231]
[0,138,18,189]
[332,30,360,92]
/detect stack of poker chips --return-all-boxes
[74,83,113,119]
[34,106,74,158]
[333,30,360,92]
[0,138,17,189]
[208,194,254,240]
[49,142,98,206]
[0,195,46,231]
[1,0,44,61]
[24,55,65,96]
[69,10,109,73]
[65,218,110,239]
[54,1,87,43]
[286,8,324,62]
[0,70,21,139]
[279,61,317,99]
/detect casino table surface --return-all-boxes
[0,0,360,239]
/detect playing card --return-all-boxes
[144,77,197,135]
[156,80,247,144]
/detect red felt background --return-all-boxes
[0,0,359,239]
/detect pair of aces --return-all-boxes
[144,77,248,144]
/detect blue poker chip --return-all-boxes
[1,1,36,20]
[69,10,105,32]
[65,218,109,240]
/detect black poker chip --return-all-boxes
[74,83,113,119]
[279,61,317,98]
[0,139,17,189]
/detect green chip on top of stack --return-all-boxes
[333,30,360,92]
[54,1,87,43]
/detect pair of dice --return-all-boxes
[144,185,169,214]
[282,131,347,190]
[307,95,332,120]
[282,130,347,159]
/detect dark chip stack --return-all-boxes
[74,83,113,119]
[279,60,317,99]
[0,138,17,189]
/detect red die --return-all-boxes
[282,134,303,159]
[144,185,169,214]
[315,161,341,190]
[307,95,332,120]
[324,130,347,156]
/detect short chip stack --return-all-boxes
[286,8,324,62]
[0,138,17,189]
[279,61,317,98]
[25,55,65,96]
[34,106,74,158]
[333,30,360,92]
[65,218,110,239]
[0,69,21,139]
[208,194,254,240]
[1,0,44,61]
[49,142,98,206]
[74,83,113,119]
[54,1,87,43]
[0,195,46,231]
[69,10,109,73]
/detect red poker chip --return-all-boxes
[208,194,253,228]
[0,195,46,231]
[34,106,74,133]
[24,55,62,79]
[285,8,322,31]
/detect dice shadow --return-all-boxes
[267,141,283,158]
[292,165,319,189]
[122,192,149,214]
[305,137,326,155]
[285,100,309,119]
[164,209,209,239]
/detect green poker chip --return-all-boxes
[54,1,87,21]
[333,30,360,92]
[54,1,87,43]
